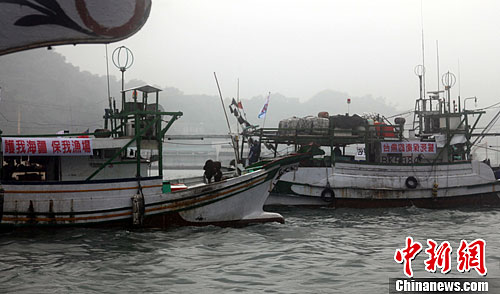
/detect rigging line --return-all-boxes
[1,101,108,115]
[474,145,500,153]
[0,122,101,129]
[0,110,8,121]
[214,72,239,164]
[385,109,414,119]
[164,141,232,146]
[471,101,500,111]
[0,110,101,124]
[0,124,101,131]
[473,105,500,146]
[0,112,102,127]
[3,97,109,107]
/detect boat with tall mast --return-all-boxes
[241,67,500,208]
[0,0,307,229]
[0,84,307,229]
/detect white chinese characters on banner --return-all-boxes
[2,137,93,156]
[381,142,436,154]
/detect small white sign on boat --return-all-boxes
[381,141,436,154]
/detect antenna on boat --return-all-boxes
[436,40,440,94]
[112,46,134,93]
[105,44,111,109]
[112,46,134,126]
[105,44,114,133]
[442,71,456,113]
[236,78,240,134]
[414,65,425,132]
[214,72,240,165]
[458,59,461,112]
[420,0,426,97]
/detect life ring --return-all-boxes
[321,187,335,202]
[405,176,418,189]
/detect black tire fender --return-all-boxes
[405,176,418,189]
[321,187,335,202]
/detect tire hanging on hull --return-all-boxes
[321,187,335,203]
[405,176,418,189]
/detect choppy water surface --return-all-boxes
[1,207,500,293]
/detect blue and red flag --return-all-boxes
[258,93,270,119]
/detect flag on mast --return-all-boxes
[258,93,270,119]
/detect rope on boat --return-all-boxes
[132,182,145,227]
[321,166,335,204]
[0,187,3,224]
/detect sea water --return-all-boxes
[1,206,500,293]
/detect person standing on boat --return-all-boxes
[248,139,261,165]
[333,146,342,159]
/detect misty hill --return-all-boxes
[0,49,400,136]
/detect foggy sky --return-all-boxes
[55,0,500,110]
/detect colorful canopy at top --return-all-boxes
[0,0,151,56]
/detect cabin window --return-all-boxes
[2,156,60,182]
[91,149,119,159]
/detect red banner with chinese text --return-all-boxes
[2,137,93,156]
[381,141,437,154]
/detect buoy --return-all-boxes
[432,182,439,198]
[132,193,145,226]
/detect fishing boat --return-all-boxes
[0,85,306,229]
[241,69,500,208]
[0,0,307,229]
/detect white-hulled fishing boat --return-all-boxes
[0,85,305,229]
[242,69,500,208]
[0,0,307,229]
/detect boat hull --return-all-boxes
[0,155,302,229]
[266,161,500,208]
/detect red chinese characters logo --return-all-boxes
[395,237,487,277]
[27,140,37,154]
[457,239,487,276]
[61,140,72,153]
[424,239,452,274]
[72,140,81,153]
[52,141,62,153]
[394,236,423,278]
[37,140,47,154]
[15,139,26,154]
[4,139,15,154]
[82,140,91,153]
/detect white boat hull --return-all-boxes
[0,155,303,229]
[266,160,500,208]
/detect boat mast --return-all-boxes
[214,72,240,165]
[414,0,426,134]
